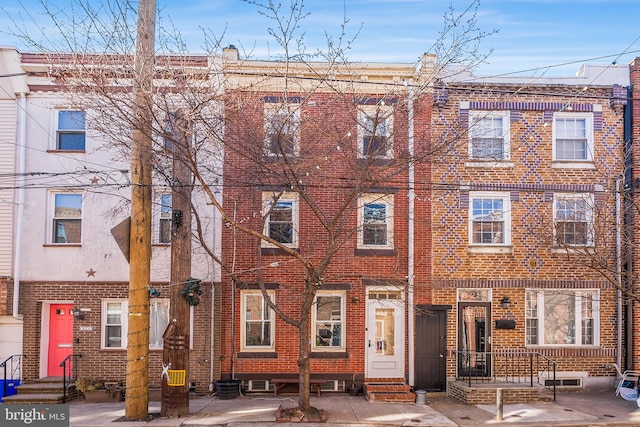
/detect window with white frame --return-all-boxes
[263,191,298,247]
[553,113,593,162]
[149,300,170,348]
[241,291,275,350]
[554,193,593,246]
[156,193,172,244]
[101,299,170,350]
[358,106,393,159]
[56,110,86,151]
[358,194,394,249]
[52,193,82,244]
[313,292,345,350]
[525,289,598,346]
[469,111,510,160]
[469,192,511,245]
[264,103,300,158]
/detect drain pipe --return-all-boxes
[13,92,27,320]
[407,79,415,386]
[229,198,237,380]
[209,278,215,390]
[616,176,622,373]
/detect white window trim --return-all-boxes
[553,193,594,247]
[101,299,128,350]
[153,191,172,244]
[525,289,600,347]
[262,191,299,248]
[357,193,394,250]
[240,290,276,351]
[50,109,86,151]
[468,110,510,161]
[49,191,83,245]
[357,105,394,159]
[264,103,300,158]
[468,191,511,247]
[100,299,193,350]
[552,112,594,163]
[312,291,346,351]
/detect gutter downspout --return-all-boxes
[229,198,237,380]
[407,79,415,386]
[616,176,622,373]
[13,93,27,320]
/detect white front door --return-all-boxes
[366,289,405,378]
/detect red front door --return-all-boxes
[48,304,74,376]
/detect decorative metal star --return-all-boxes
[90,176,100,185]
[86,268,96,277]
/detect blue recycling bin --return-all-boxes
[0,379,20,402]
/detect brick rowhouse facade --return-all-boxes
[219,47,435,392]
[431,70,628,390]
[630,58,640,373]
[4,49,222,395]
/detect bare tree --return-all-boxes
[7,0,495,417]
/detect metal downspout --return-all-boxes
[230,198,237,380]
[13,93,27,319]
[407,80,415,386]
[616,177,622,373]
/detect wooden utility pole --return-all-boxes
[126,0,155,420]
[161,114,192,417]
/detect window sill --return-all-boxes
[310,351,349,359]
[356,158,395,166]
[465,161,513,168]
[237,351,278,358]
[467,245,512,254]
[525,345,599,349]
[354,248,397,257]
[551,246,595,254]
[152,243,171,247]
[265,154,299,162]
[551,161,595,169]
[261,247,299,255]
[47,149,86,153]
[43,243,81,247]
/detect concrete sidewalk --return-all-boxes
[67,390,640,427]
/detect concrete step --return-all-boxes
[15,382,72,394]
[364,382,416,403]
[365,391,417,403]
[2,392,65,404]
[5,378,77,404]
[364,382,412,393]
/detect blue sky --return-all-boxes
[3,0,639,77]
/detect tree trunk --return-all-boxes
[298,279,317,410]
[298,308,311,410]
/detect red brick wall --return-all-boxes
[221,88,433,382]
[18,281,217,393]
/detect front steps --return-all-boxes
[2,377,76,404]
[364,382,416,403]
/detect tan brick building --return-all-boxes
[431,67,629,391]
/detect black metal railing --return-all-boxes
[457,350,557,400]
[1,354,26,399]
[60,354,81,403]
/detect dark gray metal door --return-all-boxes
[415,305,449,391]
